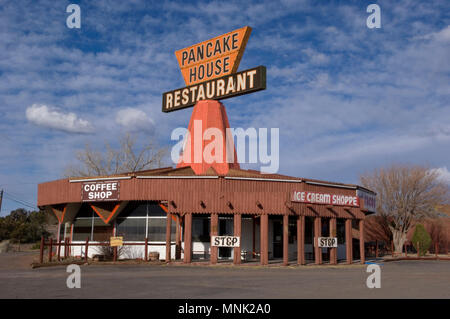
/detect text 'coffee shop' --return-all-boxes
[38,26,376,266]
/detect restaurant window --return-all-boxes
[93,217,113,241]
[322,219,329,236]
[116,218,146,241]
[116,203,147,241]
[119,203,148,217]
[73,217,92,241]
[148,203,167,217]
[305,217,313,244]
[72,202,175,243]
[147,218,165,241]
[192,216,210,242]
[73,205,95,241]
[288,220,296,244]
[337,219,346,244]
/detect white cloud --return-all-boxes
[430,167,450,184]
[302,48,330,65]
[115,108,154,132]
[419,25,450,42]
[25,104,93,133]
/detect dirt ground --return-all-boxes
[0,251,449,299]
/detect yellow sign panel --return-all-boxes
[175,26,252,86]
[110,236,123,247]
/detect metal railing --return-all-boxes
[38,236,167,263]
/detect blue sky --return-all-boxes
[0,0,449,215]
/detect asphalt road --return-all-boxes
[0,252,449,298]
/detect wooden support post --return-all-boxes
[260,214,268,265]
[69,224,73,258]
[65,238,69,259]
[165,213,172,263]
[183,213,192,263]
[345,219,353,264]
[57,239,61,261]
[252,216,256,258]
[67,238,71,258]
[175,215,181,260]
[375,240,378,258]
[144,238,148,261]
[283,214,289,266]
[48,238,53,262]
[210,213,218,265]
[297,215,305,265]
[113,246,118,262]
[314,217,322,265]
[85,237,89,262]
[330,218,337,265]
[57,222,61,243]
[63,238,66,259]
[233,214,242,265]
[359,219,365,264]
[39,236,44,264]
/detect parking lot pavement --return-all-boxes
[0,252,449,299]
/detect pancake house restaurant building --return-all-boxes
[38,167,376,265]
[37,26,376,266]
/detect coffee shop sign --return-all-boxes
[82,181,120,201]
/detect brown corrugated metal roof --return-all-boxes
[64,166,359,187]
[38,166,373,219]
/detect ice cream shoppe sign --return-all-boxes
[82,181,120,202]
[162,26,266,112]
[291,191,359,207]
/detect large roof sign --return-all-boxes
[162,26,265,112]
[175,26,252,86]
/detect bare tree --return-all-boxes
[360,164,449,253]
[64,133,167,177]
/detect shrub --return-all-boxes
[412,224,432,256]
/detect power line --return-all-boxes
[2,197,36,210]
[3,191,36,207]
[2,192,37,210]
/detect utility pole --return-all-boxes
[0,189,3,213]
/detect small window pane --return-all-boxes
[305,217,313,244]
[93,225,113,242]
[337,219,346,244]
[148,203,167,217]
[119,203,148,217]
[147,218,175,241]
[76,204,94,217]
[193,217,210,242]
[73,218,92,241]
[116,218,146,241]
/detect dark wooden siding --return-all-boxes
[38,176,366,219]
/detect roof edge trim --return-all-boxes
[225,176,302,183]
[69,176,132,183]
[305,181,356,189]
[136,175,219,179]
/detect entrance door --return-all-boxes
[273,220,283,258]
[218,218,232,259]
